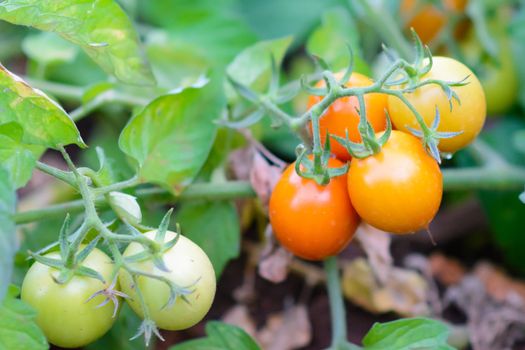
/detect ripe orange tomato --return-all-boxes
[347,130,442,234]
[269,157,359,260]
[402,0,468,43]
[387,56,486,153]
[307,72,387,161]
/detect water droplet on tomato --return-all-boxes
[441,152,453,160]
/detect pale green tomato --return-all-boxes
[119,230,216,330]
[21,248,116,348]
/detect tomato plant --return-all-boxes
[307,72,387,161]
[21,248,116,348]
[0,1,523,349]
[348,130,443,234]
[269,157,359,260]
[387,56,486,153]
[119,230,216,331]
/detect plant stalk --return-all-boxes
[324,256,348,348]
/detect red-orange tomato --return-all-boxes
[402,0,468,43]
[269,158,359,260]
[307,73,387,161]
[347,130,442,234]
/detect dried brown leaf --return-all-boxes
[228,146,254,181]
[249,152,282,212]
[445,276,525,350]
[474,262,525,304]
[355,223,393,283]
[222,305,257,338]
[429,253,467,286]
[257,305,312,350]
[258,246,293,283]
[342,258,429,316]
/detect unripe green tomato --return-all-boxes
[119,230,216,330]
[21,248,116,348]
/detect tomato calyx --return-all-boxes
[28,219,107,285]
[405,107,463,162]
[86,277,128,318]
[295,138,349,186]
[331,112,392,159]
[122,209,179,272]
[131,318,165,345]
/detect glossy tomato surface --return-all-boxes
[21,248,116,348]
[387,56,486,153]
[269,157,359,260]
[119,230,216,331]
[307,72,387,161]
[348,130,443,234]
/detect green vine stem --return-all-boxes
[12,181,256,224]
[324,256,351,349]
[13,159,525,225]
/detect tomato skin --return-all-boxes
[348,130,442,234]
[119,231,216,331]
[21,248,116,348]
[402,0,468,43]
[387,56,486,153]
[269,157,359,260]
[307,72,387,161]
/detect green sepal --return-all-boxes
[58,214,71,261]
[300,74,326,96]
[75,265,105,283]
[29,252,63,269]
[227,75,259,103]
[154,208,173,244]
[75,236,100,265]
[338,44,355,85]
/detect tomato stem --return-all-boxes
[324,256,352,348]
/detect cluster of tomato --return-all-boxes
[20,231,216,348]
[269,56,486,261]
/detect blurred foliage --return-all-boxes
[1,0,524,348]
[456,118,525,274]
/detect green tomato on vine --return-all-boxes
[119,230,216,331]
[21,248,117,348]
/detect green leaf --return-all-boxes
[119,80,225,193]
[362,318,453,350]
[0,64,84,148]
[0,122,40,188]
[169,321,261,350]
[0,285,47,349]
[227,37,292,94]
[306,8,371,75]
[22,31,79,66]
[0,169,16,301]
[0,0,155,86]
[510,5,525,110]
[140,0,258,86]
[176,201,240,277]
[238,0,337,43]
